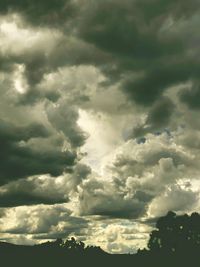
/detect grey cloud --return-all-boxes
[0,205,88,237]
[0,0,76,27]
[149,184,199,217]
[79,0,183,60]
[78,179,153,219]
[0,177,68,207]
[147,97,175,128]
[0,17,111,97]
[17,87,61,106]
[0,0,200,252]
[100,136,197,222]
[0,191,67,207]
[141,146,191,167]
[66,0,200,142]
[46,101,88,148]
[179,81,200,110]
[33,216,88,240]
[0,119,50,142]
[0,209,6,218]
[178,131,200,150]
[0,163,91,207]
[78,2,193,71]
[110,141,191,182]
[131,97,175,139]
[0,120,76,185]
[33,207,87,235]
[67,163,91,191]
[122,61,200,106]
[1,0,200,114]
[111,157,145,179]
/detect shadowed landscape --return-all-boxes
[1,211,200,267]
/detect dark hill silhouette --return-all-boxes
[1,212,200,267]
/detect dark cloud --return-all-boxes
[123,61,200,106]
[179,81,200,110]
[1,0,200,111]
[47,102,88,148]
[0,0,76,27]
[0,120,76,185]
[0,209,6,218]
[0,119,50,142]
[147,97,175,128]
[0,192,66,207]
[0,177,68,207]
[0,163,91,207]
[69,163,91,189]
[79,0,200,146]
[14,43,110,105]
[0,0,200,252]
[79,0,182,60]
[0,7,111,92]
[78,179,153,219]
[17,86,61,106]
[132,97,175,138]
[80,196,149,219]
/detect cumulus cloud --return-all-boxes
[77,132,200,223]
[0,0,200,254]
[46,101,88,148]
[78,177,153,219]
[77,0,200,107]
[0,176,69,207]
[0,163,90,207]
[0,205,88,239]
[148,184,199,217]
[0,119,76,185]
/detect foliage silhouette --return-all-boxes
[63,237,85,251]
[148,211,200,255]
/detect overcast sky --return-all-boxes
[0,0,200,253]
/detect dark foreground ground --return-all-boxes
[0,241,199,267]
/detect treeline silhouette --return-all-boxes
[1,211,200,267]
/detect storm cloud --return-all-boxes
[0,0,200,254]
[0,119,76,185]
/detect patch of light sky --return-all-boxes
[78,109,125,176]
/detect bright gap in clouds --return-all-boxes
[77,109,123,176]
[14,64,28,94]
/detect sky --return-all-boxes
[0,0,200,254]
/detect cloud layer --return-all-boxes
[0,0,200,253]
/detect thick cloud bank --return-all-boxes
[0,0,200,253]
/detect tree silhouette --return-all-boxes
[148,211,200,254]
[63,237,85,252]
